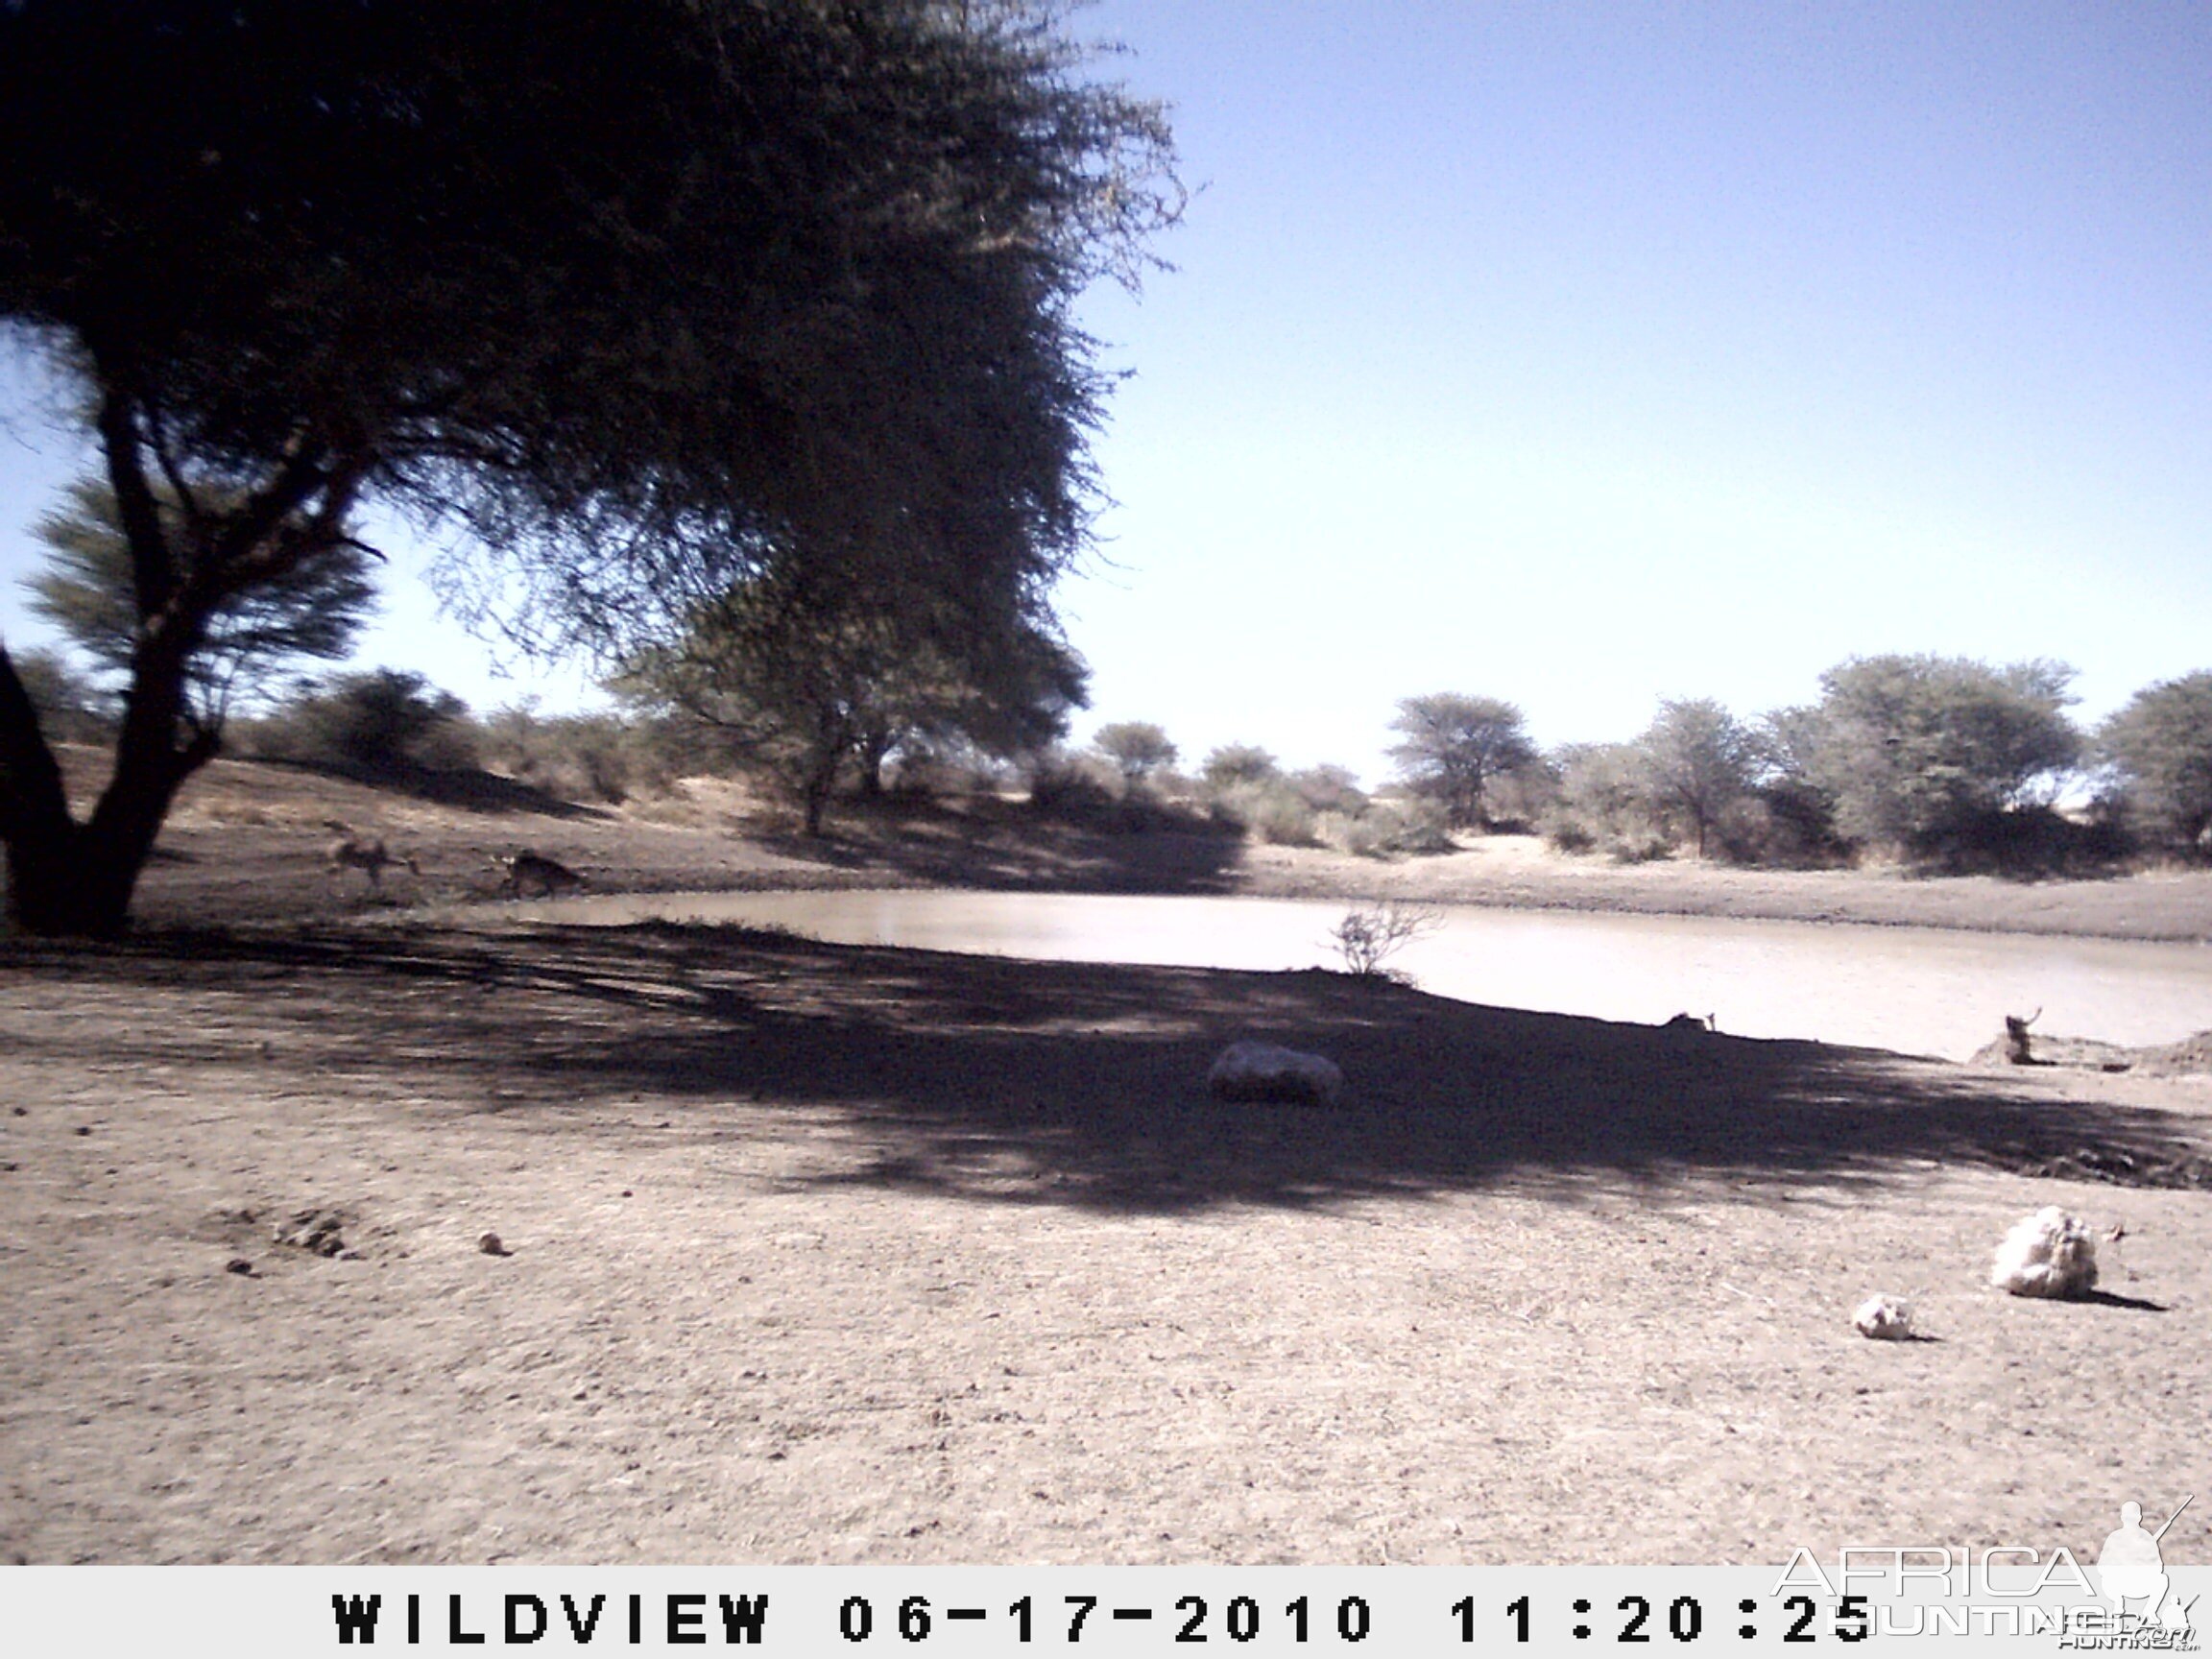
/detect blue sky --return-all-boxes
[5,1,2211,786]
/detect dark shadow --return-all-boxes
[751,795,1248,896]
[11,920,2212,1217]
[1905,806,2134,882]
[2080,1289,2170,1312]
[251,756,615,821]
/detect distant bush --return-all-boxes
[1906,804,2132,878]
[8,647,113,744]
[1543,742,1670,860]
[1287,763,1367,816]
[1200,743,1281,790]
[1320,796,1454,857]
[1387,692,1538,829]
[477,705,685,804]
[1090,720,1179,785]
[245,668,476,774]
[1634,697,1759,859]
[1477,762,1558,834]
[1027,748,1125,815]
[1208,780,1319,846]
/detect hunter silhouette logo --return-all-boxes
[2097,1495,2195,1633]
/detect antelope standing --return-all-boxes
[494,851,586,899]
[325,824,420,892]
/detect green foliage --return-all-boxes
[620,570,1086,832]
[477,704,698,805]
[1207,780,1319,846]
[1387,693,1537,830]
[2100,671,2212,855]
[25,477,376,719]
[1286,763,1367,816]
[0,0,1175,933]
[1632,697,1759,859]
[5,646,113,744]
[250,668,475,776]
[1023,745,1215,834]
[1322,796,1455,857]
[1797,655,2081,857]
[1200,743,1280,789]
[1542,742,1670,861]
[1025,748,1127,815]
[1091,721,1180,784]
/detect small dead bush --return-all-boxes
[1328,900,1441,982]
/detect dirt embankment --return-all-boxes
[100,748,2212,941]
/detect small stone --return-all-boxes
[1853,1294,1913,1339]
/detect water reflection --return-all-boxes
[478,888,2212,1061]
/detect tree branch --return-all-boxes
[91,380,175,621]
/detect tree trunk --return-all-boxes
[0,637,211,938]
[856,747,886,799]
[5,805,158,938]
[801,768,832,836]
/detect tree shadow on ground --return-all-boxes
[750,797,1248,897]
[14,922,2212,1216]
[256,757,616,821]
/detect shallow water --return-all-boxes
[482,888,2212,1061]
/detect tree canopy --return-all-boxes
[1091,721,1179,783]
[1795,655,2080,854]
[1386,693,1537,830]
[1200,743,1280,789]
[622,565,1087,833]
[1632,697,1758,859]
[2100,672,2212,855]
[27,477,376,720]
[0,0,1177,933]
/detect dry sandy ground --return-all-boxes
[3,756,2210,1565]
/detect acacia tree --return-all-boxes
[1092,721,1179,784]
[27,477,377,723]
[1200,744,1280,789]
[2100,672,2212,855]
[1799,655,2080,855]
[0,0,1175,935]
[1633,697,1757,859]
[849,616,1089,802]
[626,570,1087,833]
[1387,693,1538,830]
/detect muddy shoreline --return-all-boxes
[97,750,2212,944]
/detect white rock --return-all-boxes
[1852,1294,1913,1339]
[1207,1042,1343,1107]
[1991,1206,2099,1299]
